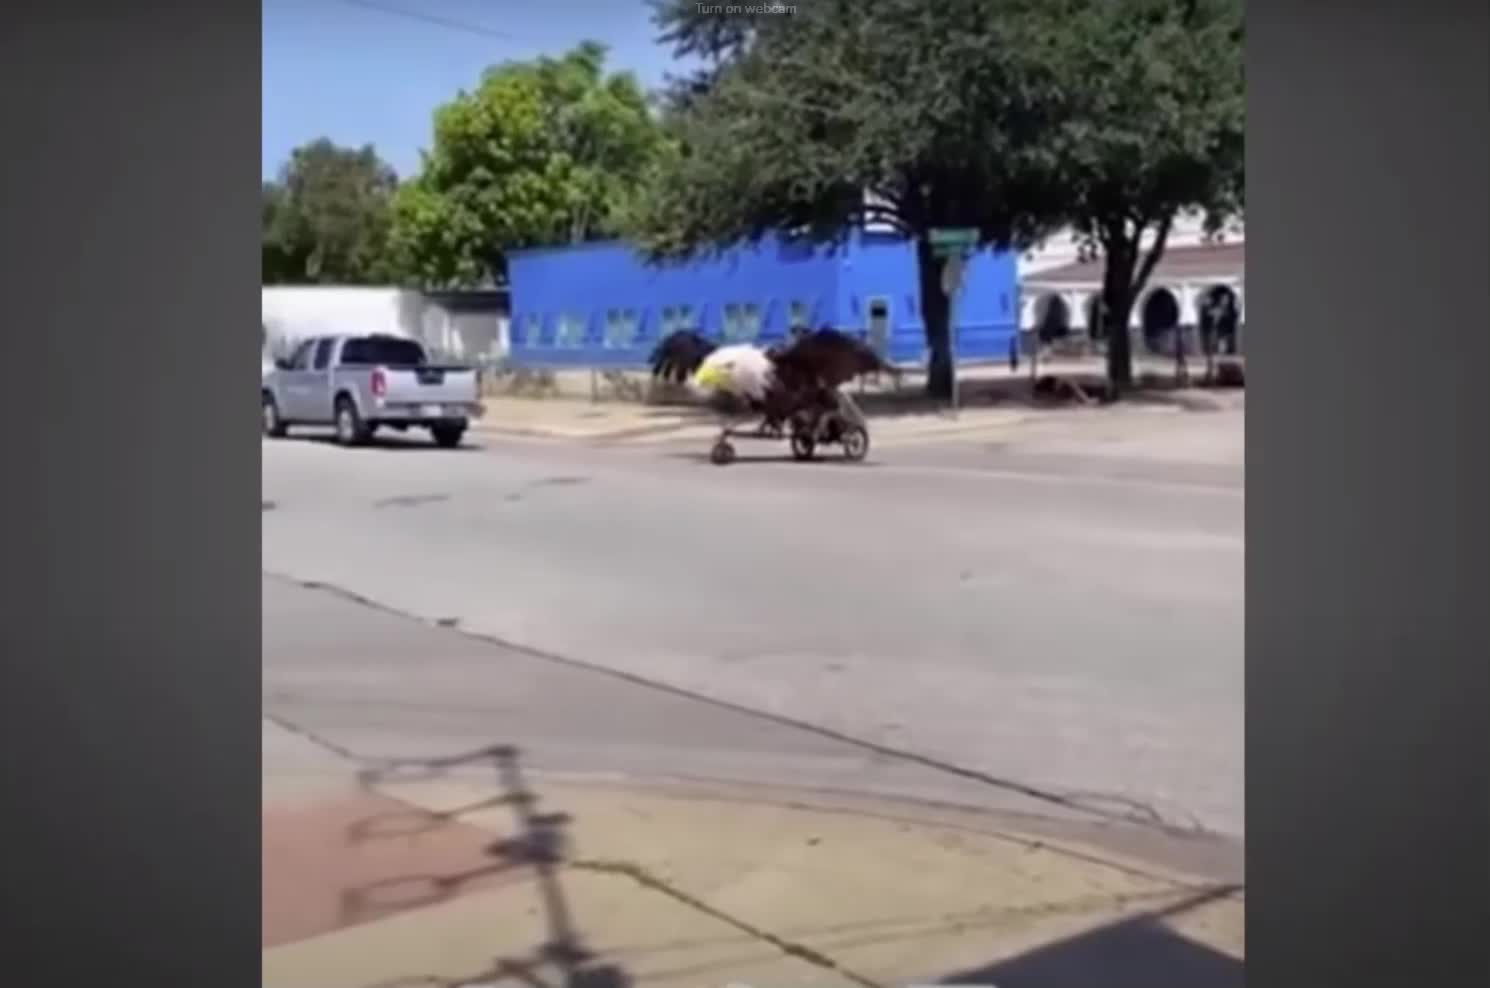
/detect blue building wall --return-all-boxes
[837,232,1019,365]
[507,230,1018,369]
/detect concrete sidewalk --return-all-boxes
[472,396,707,442]
[263,722,1244,988]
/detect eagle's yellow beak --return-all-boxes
[692,363,730,392]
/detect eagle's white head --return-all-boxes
[690,344,774,401]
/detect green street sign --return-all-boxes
[929,227,979,248]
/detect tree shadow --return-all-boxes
[933,883,1244,988]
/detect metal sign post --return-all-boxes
[929,228,977,416]
[941,252,966,415]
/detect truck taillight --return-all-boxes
[371,368,387,397]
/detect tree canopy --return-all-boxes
[261,139,400,285]
[1038,0,1245,385]
[388,41,669,289]
[632,0,1244,395]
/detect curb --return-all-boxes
[472,420,697,443]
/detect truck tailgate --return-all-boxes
[381,366,479,405]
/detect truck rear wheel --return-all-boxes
[334,396,372,446]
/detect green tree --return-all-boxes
[633,0,1243,396]
[634,0,1069,399]
[389,42,667,289]
[1038,0,1244,387]
[260,139,400,284]
[261,182,297,283]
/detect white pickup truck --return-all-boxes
[261,334,483,447]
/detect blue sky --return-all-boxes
[262,0,696,180]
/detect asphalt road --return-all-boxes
[262,408,1244,847]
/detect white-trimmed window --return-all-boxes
[788,299,811,330]
[556,312,587,347]
[518,313,541,345]
[722,303,743,341]
[739,303,763,342]
[604,308,640,347]
[659,304,697,338]
[724,302,762,343]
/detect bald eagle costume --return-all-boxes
[649,326,899,458]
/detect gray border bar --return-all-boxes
[0,4,261,984]
[1249,0,1490,984]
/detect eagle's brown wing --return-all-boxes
[771,327,899,390]
[649,330,718,384]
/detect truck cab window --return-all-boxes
[312,338,335,370]
[289,341,315,370]
[340,337,427,367]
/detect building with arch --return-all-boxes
[1018,213,1246,356]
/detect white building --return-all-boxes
[1018,211,1245,354]
[260,286,510,373]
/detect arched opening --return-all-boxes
[1198,284,1240,357]
[1140,288,1182,356]
[1033,293,1071,343]
[1084,295,1107,343]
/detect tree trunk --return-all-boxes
[1100,212,1175,392]
[915,237,954,400]
[1101,246,1138,389]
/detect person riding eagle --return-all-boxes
[648,325,899,460]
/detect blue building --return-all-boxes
[506,230,1019,369]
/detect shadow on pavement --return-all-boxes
[340,745,1242,988]
[271,730,1243,988]
[274,432,485,453]
[577,885,1211,986]
[663,449,885,468]
[933,883,1244,988]
[343,744,633,988]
